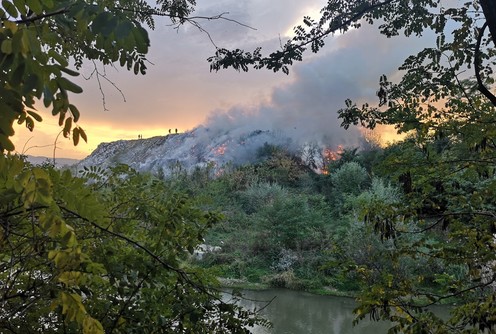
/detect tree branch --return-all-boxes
[475,22,496,106]
[13,7,69,24]
[182,12,256,31]
[209,0,398,73]
[108,271,152,332]
[480,0,496,47]
[279,0,396,59]
[59,206,208,294]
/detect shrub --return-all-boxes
[330,161,368,196]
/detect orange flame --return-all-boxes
[320,145,344,174]
[322,145,343,163]
[214,143,227,156]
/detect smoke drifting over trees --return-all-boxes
[201,24,431,150]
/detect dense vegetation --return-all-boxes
[209,0,496,331]
[2,0,496,332]
[163,140,473,301]
[0,156,269,333]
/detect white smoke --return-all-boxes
[200,21,433,155]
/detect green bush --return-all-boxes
[330,161,368,196]
[238,182,287,214]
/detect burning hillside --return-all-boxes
[78,127,292,175]
[76,126,352,176]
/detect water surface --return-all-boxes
[225,289,393,334]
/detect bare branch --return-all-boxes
[185,12,256,31]
[83,62,127,111]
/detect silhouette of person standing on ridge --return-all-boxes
[175,128,178,134]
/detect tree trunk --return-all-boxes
[480,0,496,47]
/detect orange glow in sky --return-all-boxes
[12,118,196,159]
[9,0,421,160]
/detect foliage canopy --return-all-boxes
[0,158,266,333]
[3,0,496,333]
[0,1,268,332]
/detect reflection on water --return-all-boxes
[225,289,392,334]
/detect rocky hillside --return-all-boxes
[76,126,300,176]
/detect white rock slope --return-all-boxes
[77,126,296,176]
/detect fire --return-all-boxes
[320,145,344,175]
[214,143,227,156]
[322,145,344,163]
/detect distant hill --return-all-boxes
[25,155,80,168]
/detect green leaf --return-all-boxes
[23,74,39,94]
[11,62,25,86]
[58,66,80,77]
[58,271,82,287]
[48,49,69,67]
[132,26,150,54]
[59,291,86,323]
[83,316,104,334]
[16,112,26,125]
[62,231,78,247]
[78,127,87,143]
[43,84,54,107]
[1,40,13,54]
[57,77,83,94]
[26,0,42,14]
[69,104,80,122]
[91,12,116,37]
[26,110,42,122]
[17,29,30,56]
[115,20,134,40]
[0,117,15,136]
[0,134,15,151]
[2,0,18,17]
[3,19,18,33]
[63,117,72,137]
[25,116,34,131]
[73,127,80,146]
[39,0,52,8]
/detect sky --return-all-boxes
[12,0,429,159]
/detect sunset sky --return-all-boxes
[12,0,428,159]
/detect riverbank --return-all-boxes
[218,277,355,298]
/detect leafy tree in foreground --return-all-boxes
[0,159,265,333]
[212,0,496,332]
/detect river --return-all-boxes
[224,289,448,334]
